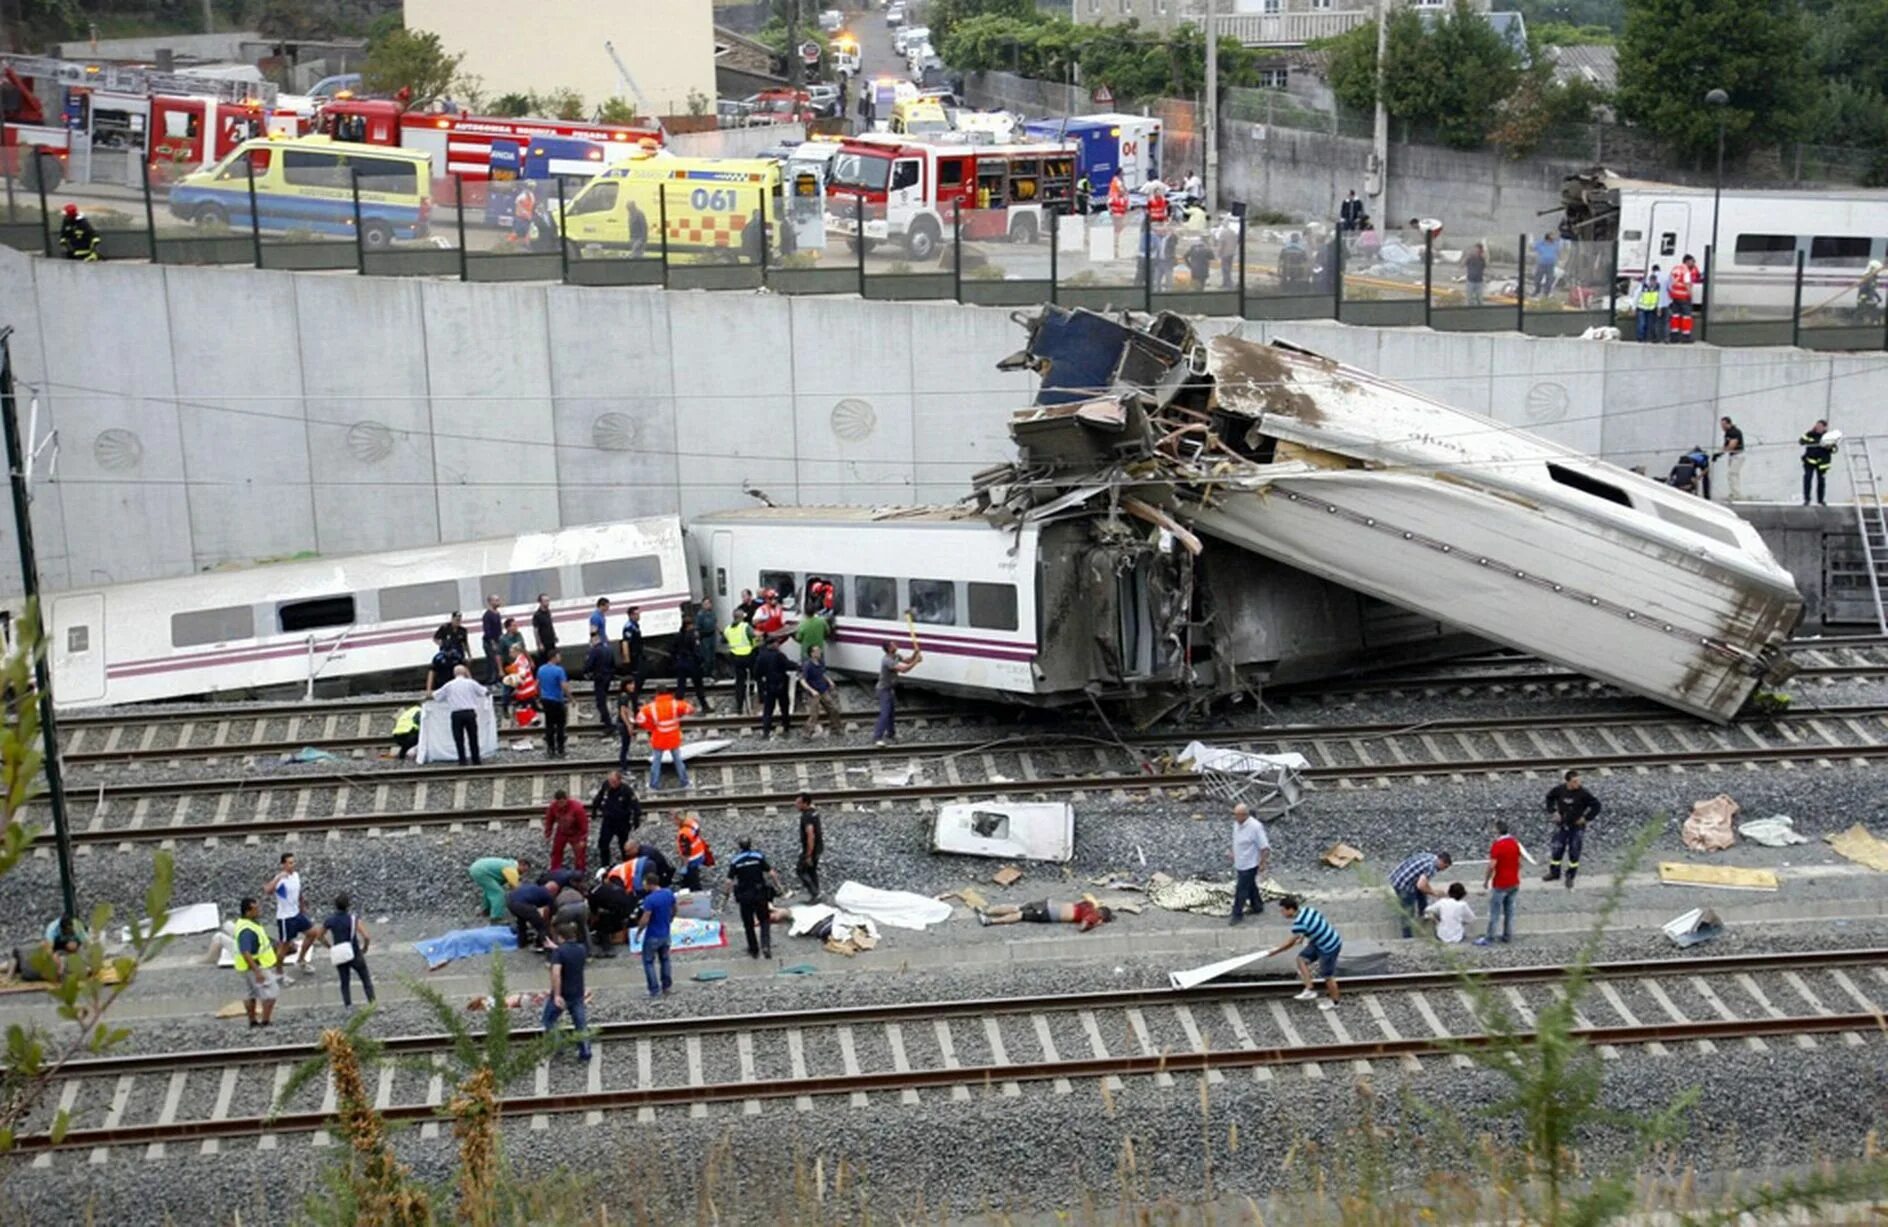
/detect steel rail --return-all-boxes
[39,728,1888,848]
[1275,660,1888,697]
[13,1010,1881,1152]
[32,949,1888,1080]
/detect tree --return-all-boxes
[362,28,464,106]
[596,96,638,125]
[1320,1,1524,149]
[927,0,1039,42]
[1616,0,1811,160]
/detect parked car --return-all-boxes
[742,89,816,126]
[887,4,906,26]
[806,83,842,118]
[819,8,844,32]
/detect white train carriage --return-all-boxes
[45,517,690,709]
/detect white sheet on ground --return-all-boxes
[832,881,953,930]
[1170,948,1272,990]
[786,904,880,944]
[416,696,499,764]
[1179,741,1310,775]
[678,738,733,761]
[125,900,221,942]
[932,802,1074,862]
[1739,815,1808,847]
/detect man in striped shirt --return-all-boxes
[1389,850,1453,938]
[1263,895,1343,1010]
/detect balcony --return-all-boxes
[1218,9,1369,45]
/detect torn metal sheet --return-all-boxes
[1663,907,1723,948]
[932,796,1079,864]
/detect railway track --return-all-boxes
[11,949,1884,1157]
[36,705,1888,848]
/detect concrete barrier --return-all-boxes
[0,245,1880,599]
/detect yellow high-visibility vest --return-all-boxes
[724,621,756,657]
[1637,284,1659,310]
[232,918,278,972]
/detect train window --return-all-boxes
[1733,234,1797,267]
[967,582,1018,631]
[278,595,357,633]
[758,570,798,606]
[1809,236,1871,266]
[909,578,957,625]
[854,575,897,619]
[581,556,663,596]
[1546,463,1632,509]
[807,575,844,615]
[172,605,256,647]
[482,568,562,605]
[715,567,727,598]
[379,579,460,623]
[66,626,89,653]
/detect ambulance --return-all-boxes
[1023,113,1162,211]
[551,154,784,262]
[887,96,949,137]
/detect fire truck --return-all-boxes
[314,98,664,204]
[2,54,294,191]
[825,134,1078,260]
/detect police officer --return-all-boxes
[753,634,799,738]
[724,836,783,960]
[58,204,101,261]
[584,629,615,730]
[1542,769,1601,889]
[1800,419,1836,506]
[619,605,646,702]
[591,769,642,866]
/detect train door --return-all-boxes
[1116,559,1157,679]
[1645,200,1689,273]
[50,594,106,704]
[711,531,733,617]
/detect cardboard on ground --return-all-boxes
[1656,862,1779,891]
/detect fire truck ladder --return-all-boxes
[0,53,277,105]
[1845,437,1888,634]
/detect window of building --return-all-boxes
[379,579,460,623]
[759,570,799,605]
[581,556,663,596]
[1257,68,1289,89]
[278,595,356,633]
[1733,233,1797,267]
[1547,463,1632,509]
[1262,0,1280,11]
[1809,235,1872,267]
[854,575,897,619]
[482,568,563,606]
[66,625,89,653]
[967,582,1019,631]
[909,579,957,625]
[172,605,256,648]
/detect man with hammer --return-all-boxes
[872,628,924,748]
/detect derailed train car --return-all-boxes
[984,306,1804,722]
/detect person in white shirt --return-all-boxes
[1229,802,1271,926]
[434,663,488,766]
[266,851,317,971]
[1427,881,1476,944]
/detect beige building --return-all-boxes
[404,0,716,117]
[1076,0,1492,47]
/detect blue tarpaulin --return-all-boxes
[415,925,519,969]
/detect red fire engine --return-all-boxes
[824,134,1078,260]
[315,98,664,202]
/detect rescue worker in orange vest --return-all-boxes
[1146,185,1170,225]
[510,183,537,244]
[505,643,539,725]
[1667,254,1695,343]
[1107,173,1129,256]
[673,812,711,891]
[636,690,695,792]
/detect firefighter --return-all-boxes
[58,204,101,262]
[1800,418,1836,506]
[1542,770,1600,889]
[1667,255,1694,343]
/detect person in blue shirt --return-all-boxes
[589,597,611,642]
[537,656,570,759]
[1262,895,1343,1011]
[543,923,592,1061]
[636,885,676,998]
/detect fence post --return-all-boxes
[139,155,158,263]
[1700,244,1712,345]
[556,175,569,284]
[350,170,365,275]
[660,183,671,289]
[1606,233,1619,331]
[1515,232,1527,333]
[4,156,15,222]
[245,152,262,269]
[1422,231,1433,328]
[759,202,770,289]
[1142,211,1152,314]
[1790,250,1805,349]
[1238,213,1248,319]
[856,195,866,297]
[455,174,468,282]
[34,152,52,258]
[1332,227,1344,320]
[1049,206,1059,303]
[952,207,962,302]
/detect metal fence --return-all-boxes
[8,153,1887,352]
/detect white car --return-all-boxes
[819,9,843,32]
[894,24,929,53]
[886,4,905,26]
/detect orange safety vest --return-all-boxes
[1147,193,1169,224]
[753,602,784,634]
[1107,178,1127,217]
[676,818,706,865]
[637,693,693,751]
[508,658,538,704]
[1668,265,1692,302]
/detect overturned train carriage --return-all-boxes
[993,306,1804,723]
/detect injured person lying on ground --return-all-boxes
[977,898,1113,931]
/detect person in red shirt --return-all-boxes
[1474,819,1525,946]
[542,789,590,873]
[976,898,1113,932]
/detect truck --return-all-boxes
[1023,113,1161,211]
[825,134,1079,259]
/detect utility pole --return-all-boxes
[1368,0,1389,219]
[786,0,803,91]
[0,327,78,924]
[1203,0,1218,212]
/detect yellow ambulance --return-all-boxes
[552,154,784,262]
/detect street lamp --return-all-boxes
[1705,88,1729,339]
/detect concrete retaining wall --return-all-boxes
[0,244,1881,598]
